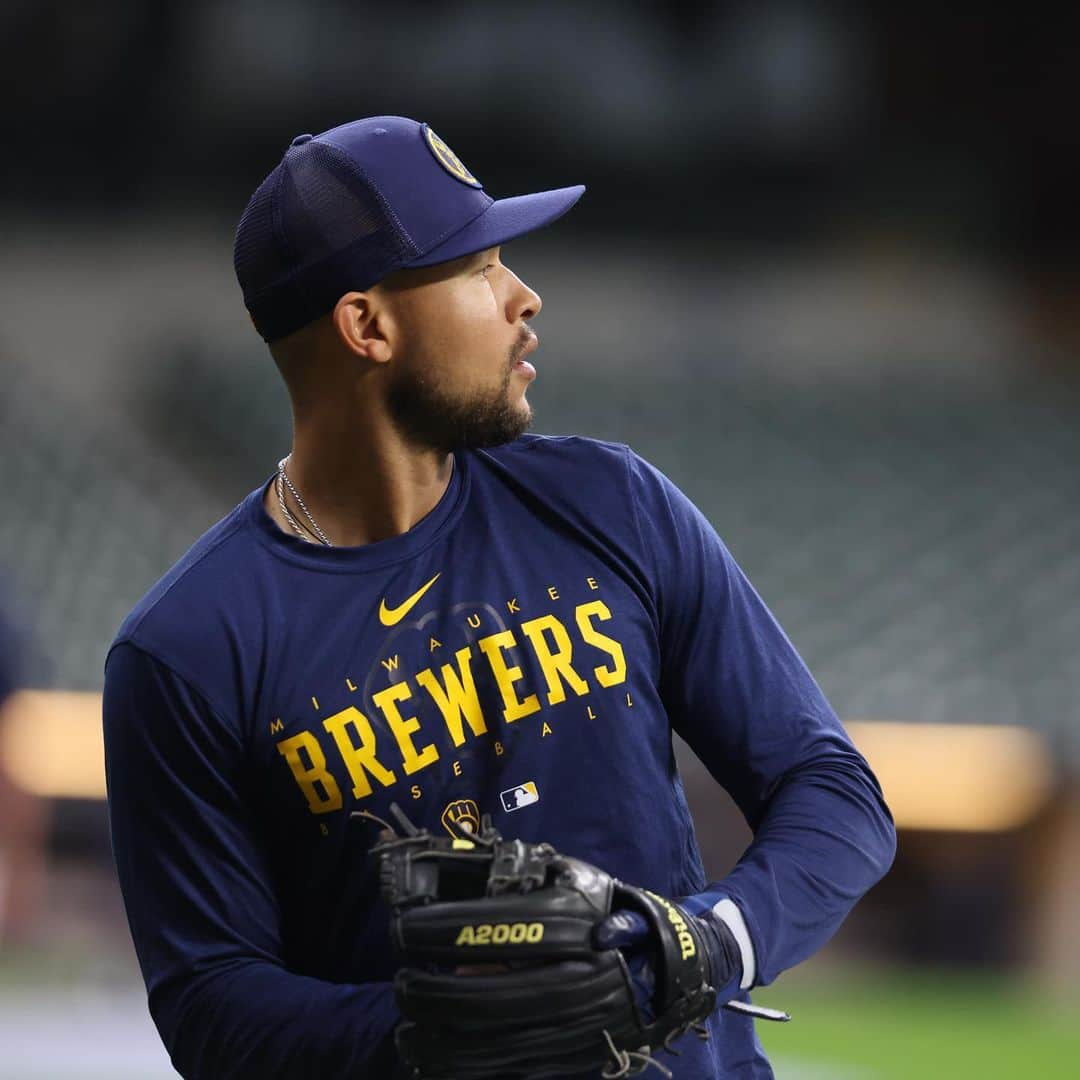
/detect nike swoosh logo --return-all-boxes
[378,572,441,626]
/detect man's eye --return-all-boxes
[480,263,495,276]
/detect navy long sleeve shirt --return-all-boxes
[103,435,895,1079]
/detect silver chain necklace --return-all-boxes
[276,456,333,546]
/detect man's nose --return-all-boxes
[507,271,542,322]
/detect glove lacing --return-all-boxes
[600,1030,673,1079]
[600,1017,710,1079]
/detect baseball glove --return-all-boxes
[361,803,728,1079]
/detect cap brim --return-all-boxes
[405,184,585,269]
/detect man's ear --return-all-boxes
[332,291,393,364]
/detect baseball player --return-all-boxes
[103,116,896,1079]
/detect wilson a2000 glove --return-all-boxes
[362,804,786,1079]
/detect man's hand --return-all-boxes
[594,904,743,1009]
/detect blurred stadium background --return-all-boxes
[1,3,1079,1077]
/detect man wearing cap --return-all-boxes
[103,116,895,1079]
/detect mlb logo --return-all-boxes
[500,781,539,813]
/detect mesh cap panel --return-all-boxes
[234,140,419,342]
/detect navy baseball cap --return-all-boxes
[234,116,585,342]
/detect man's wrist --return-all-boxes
[710,898,756,990]
[675,895,756,994]
[689,907,742,1000]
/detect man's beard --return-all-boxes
[386,338,534,455]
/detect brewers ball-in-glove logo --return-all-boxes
[423,124,482,188]
[441,798,481,837]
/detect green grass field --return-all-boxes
[754,967,1080,1079]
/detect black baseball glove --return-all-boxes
[361,804,784,1079]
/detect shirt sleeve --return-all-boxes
[625,450,897,988]
[103,641,402,1079]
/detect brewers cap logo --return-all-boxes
[423,124,482,188]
